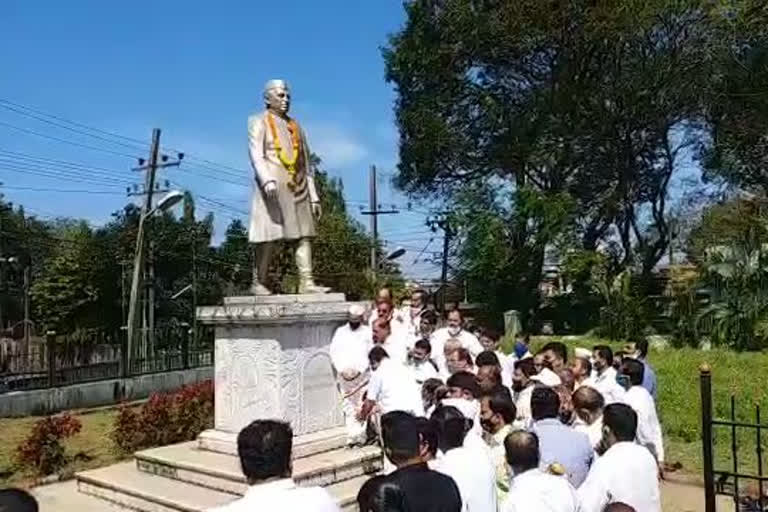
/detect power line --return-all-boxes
[0,185,123,195]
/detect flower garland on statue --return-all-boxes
[266,112,301,190]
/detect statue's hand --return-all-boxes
[311,201,322,219]
[263,181,278,200]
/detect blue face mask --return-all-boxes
[514,341,528,359]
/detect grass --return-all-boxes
[0,408,126,488]
[530,335,768,478]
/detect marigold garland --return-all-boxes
[266,112,301,190]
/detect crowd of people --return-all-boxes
[328,287,664,511]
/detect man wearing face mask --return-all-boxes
[511,358,538,430]
[401,288,429,343]
[330,305,373,446]
[430,308,484,377]
[247,79,328,295]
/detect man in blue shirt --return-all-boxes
[529,387,593,487]
[634,339,658,402]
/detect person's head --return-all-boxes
[443,338,462,360]
[446,308,463,334]
[592,345,613,374]
[369,345,389,371]
[602,503,637,512]
[512,358,537,392]
[376,300,394,323]
[381,411,421,467]
[558,368,576,392]
[237,420,293,484]
[601,403,638,450]
[412,338,432,363]
[635,339,649,359]
[621,358,645,387]
[447,347,473,375]
[430,405,471,452]
[570,356,592,381]
[421,378,444,410]
[540,341,567,372]
[410,289,427,309]
[476,364,502,393]
[446,371,481,400]
[420,310,438,338]
[480,388,516,434]
[479,328,502,351]
[415,416,438,461]
[532,353,546,373]
[348,304,365,330]
[0,488,38,512]
[572,386,605,425]
[372,319,391,345]
[376,287,393,304]
[514,332,531,358]
[613,350,627,371]
[263,79,291,115]
[504,430,540,475]
[530,386,560,422]
[357,476,409,512]
[475,350,500,368]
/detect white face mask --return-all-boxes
[448,326,461,336]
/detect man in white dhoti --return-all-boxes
[578,404,661,512]
[247,79,329,295]
[330,305,372,446]
[208,420,340,512]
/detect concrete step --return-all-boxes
[77,461,371,512]
[198,426,350,458]
[135,441,381,494]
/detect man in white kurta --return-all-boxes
[247,79,327,295]
[329,305,371,445]
[621,359,664,464]
[430,309,484,376]
[209,420,340,512]
[578,403,661,512]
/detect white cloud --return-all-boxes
[303,122,369,168]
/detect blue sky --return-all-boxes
[0,1,439,278]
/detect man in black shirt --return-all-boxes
[357,411,462,512]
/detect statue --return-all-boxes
[247,79,329,295]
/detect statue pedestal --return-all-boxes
[196,293,353,456]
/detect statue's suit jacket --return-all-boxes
[247,111,319,244]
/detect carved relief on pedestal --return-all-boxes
[215,337,280,433]
[301,350,343,434]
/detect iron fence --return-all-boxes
[0,326,214,394]
[701,365,768,512]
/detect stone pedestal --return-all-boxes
[196,293,353,455]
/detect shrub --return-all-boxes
[112,380,214,453]
[16,413,82,476]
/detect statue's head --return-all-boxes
[264,79,290,115]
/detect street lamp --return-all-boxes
[385,247,406,261]
[125,189,184,374]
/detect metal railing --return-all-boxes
[0,326,213,394]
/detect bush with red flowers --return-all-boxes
[16,413,82,476]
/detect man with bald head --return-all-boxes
[501,430,579,512]
[572,386,605,449]
[247,79,328,294]
[330,304,372,446]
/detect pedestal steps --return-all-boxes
[77,442,382,512]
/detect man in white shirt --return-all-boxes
[431,308,484,376]
[208,420,340,512]
[511,358,538,430]
[358,346,423,422]
[621,358,664,465]
[401,288,429,342]
[407,338,440,385]
[479,388,518,504]
[591,345,626,404]
[571,386,605,450]
[501,430,579,512]
[571,353,596,390]
[431,404,498,512]
[578,403,661,512]
[479,328,515,387]
[329,305,371,446]
[372,314,408,365]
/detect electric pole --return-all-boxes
[361,165,398,280]
[126,129,182,370]
[427,212,455,313]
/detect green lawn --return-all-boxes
[0,408,125,488]
[530,335,768,477]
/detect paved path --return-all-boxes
[33,477,737,511]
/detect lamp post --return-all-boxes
[125,190,184,374]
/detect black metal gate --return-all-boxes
[700,364,767,511]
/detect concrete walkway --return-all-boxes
[33,477,738,512]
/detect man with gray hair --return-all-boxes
[247,79,329,295]
[330,304,372,446]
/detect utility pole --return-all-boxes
[427,212,455,313]
[126,129,182,370]
[361,165,398,280]
[0,186,8,332]
[23,265,30,352]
